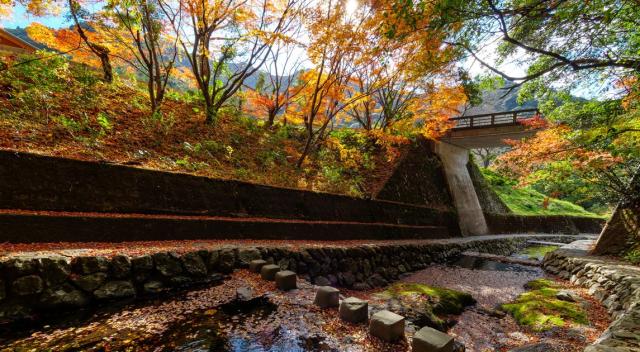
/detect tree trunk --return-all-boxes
[296,132,314,168]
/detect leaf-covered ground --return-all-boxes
[0,263,610,352]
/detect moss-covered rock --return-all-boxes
[374,283,475,331]
[501,279,588,331]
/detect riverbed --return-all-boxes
[0,247,609,352]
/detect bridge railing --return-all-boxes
[451,108,540,130]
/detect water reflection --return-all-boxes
[452,255,539,273]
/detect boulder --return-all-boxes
[110,255,132,279]
[181,252,208,277]
[238,248,261,267]
[143,281,164,294]
[11,275,44,296]
[207,250,220,271]
[367,274,388,288]
[339,297,368,323]
[219,249,236,273]
[72,256,109,274]
[260,264,280,281]
[236,287,254,301]
[131,255,154,282]
[314,286,339,308]
[72,272,108,292]
[555,291,578,302]
[153,252,183,277]
[412,326,454,352]
[39,284,89,308]
[369,310,405,342]
[249,260,267,273]
[314,276,331,286]
[275,271,297,291]
[5,258,37,277]
[38,257,71,285]
[93,281,136,300]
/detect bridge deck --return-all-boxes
[443,109,542,148]
[451,108,540,130]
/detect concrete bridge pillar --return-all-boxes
[435,141,489,236]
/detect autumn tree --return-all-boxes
[21,0,116,82]
[103,0,179,114]
[291,0,377,167]
[244,22,306,127]
[159,0,300,123]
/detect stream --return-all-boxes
[0,245,609,352]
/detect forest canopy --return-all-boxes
[0,0,638,214]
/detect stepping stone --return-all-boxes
[339,297,368,323]
[369,310,405,342]
[412,326,454,352]
[249,259,267,273]
[275,270,297,291]
[260,264,280,281]
[314,286,339,308]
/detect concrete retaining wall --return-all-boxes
[543,244,640,351]
[374,138,454,210]
[485,213,605,234]
[0,150,458,229]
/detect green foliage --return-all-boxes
[624,248,640,265]
[481,168,604,218]
[502,279,588,331]
[382,283,476,315]
[518,245,559,261]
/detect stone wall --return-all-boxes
[374,138,454,210]
[543,244,640,351]
[593,167,640,255]
[467,161,511,214]
[484,213,605,234]
[0,236,545,323]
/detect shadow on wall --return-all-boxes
[374,138,455,211]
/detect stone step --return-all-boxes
[0,210,450,243]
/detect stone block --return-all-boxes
[11,275,44,296]
[275,271,297,291]
[369,310,405,342]
[412,326,454,352]
[93,281,136,300]
[260,264,280,281]
[339,297,368,323]
[249,259,267,273]
[314,286,339,308]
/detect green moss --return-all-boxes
[519,245,559,260]
[382,283,476,315]
[481,169,605,218]
[502,279,588,331]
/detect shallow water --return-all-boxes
[452,255,541,273]
[0,246,602,352]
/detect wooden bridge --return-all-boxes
[443,108,542,148]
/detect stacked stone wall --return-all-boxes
[543,246,640,351]
[0,236,554,323]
